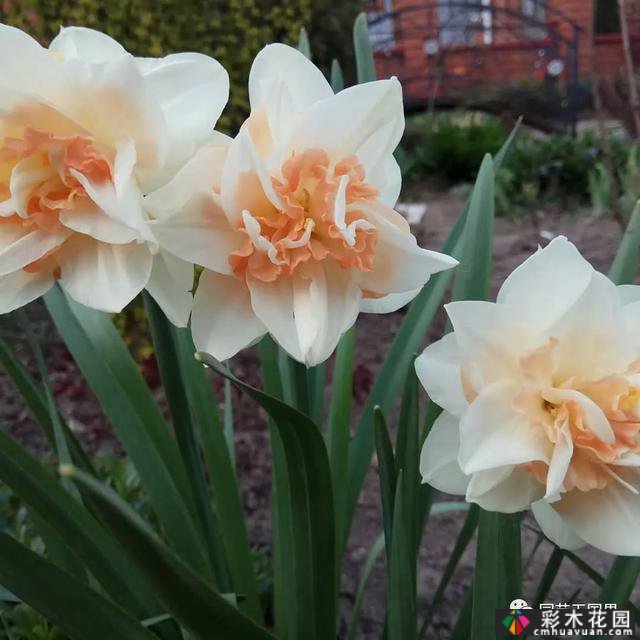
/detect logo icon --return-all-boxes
[502,600,532,636]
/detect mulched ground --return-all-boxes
[0,193,632,638]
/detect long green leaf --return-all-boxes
[44,286,207,575]
[199,351,336,639]
[0,337,91,472]
[451,153,495,302]
[353,12,376,83]
[298,26,311,59]
[172,330,262,622]
[330,59,345,92]
[395,364,420,558]
[64,467,275,640]
[259,337,297,639]
[374,407,396,562]
[533,546,564,607]
[609,199,640,285]
[345,122,521,539]
[0,428,154,615]
[598,556,640,605]
[144,294,222,586]
[0,533,157,640]
[346,533,385,640]
[388,472,416,640]
[419,504,479,638]
[471,510,504,639]
[327,327,355,558]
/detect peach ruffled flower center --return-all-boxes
[0,127,112,273]
[513,339,640,492]
[229,149,379,282]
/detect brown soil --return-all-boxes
[0,193,634,639]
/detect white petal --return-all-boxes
[221,129,280,228]
[291,78,404,162]
[248,44,333,143]
[58,237,152,313]
[9,155,56,218]
[49,27,127,62]
[542,388,614,444]
[145,251,193,328]
[134,52,229,175]
[420,411,469,494]
[355,120,403,201]
[303,262,361,366]
[360,287,420,313]
[248,263,361,366]
[69,154,148,243]
[0,25,65,99]
[497,236,593,328]
[415,333,467,418]
[554,483,640,555]
[65,56,167,170]
[459,380,551,474]
[544,420,573,500]
[356,201,457,296]
[0,227,70,276]
[60,201,140,244]
[618,284,640,305]
[550,271,627,381]
[531,500,585,550]
[445,300,535,385]
[146,145,243,274]
[192,271,265,361]
[468,467,544,513]
[0,268,54,313]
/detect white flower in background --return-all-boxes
[417,236,640,555]
[148,43,457,365]
[0,25,229,324]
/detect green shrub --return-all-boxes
[399,113,506,183]
[399,113,636,216]
[0,0,314,133]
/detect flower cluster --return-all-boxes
[2,24,638,558]
[417,237,640,555]
[0,26,455,364]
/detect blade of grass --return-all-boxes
[44,285,208,577]
[64,467,275,640]
[0,533,158,640]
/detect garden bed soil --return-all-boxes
[0,192,633,638]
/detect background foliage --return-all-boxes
[0,0,360,133]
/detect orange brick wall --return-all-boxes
[369,0,640,104]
